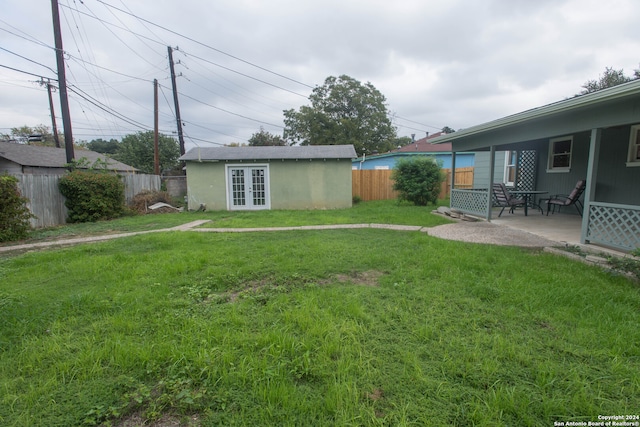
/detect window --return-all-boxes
[504,151,517,187]
[374,165,389,170]
[627,124,640,167]
[547,136,573,172]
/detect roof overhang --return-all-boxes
[430,79,640,151]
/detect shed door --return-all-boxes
[227,166,270,210]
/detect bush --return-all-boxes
[0,174,34,242]
[58,171,125,223]
[391,156,445,206]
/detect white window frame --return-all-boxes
[503,150,517,187]
[626,124,640,167]
[547,136,573,173]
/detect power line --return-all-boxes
[0,47,58,75]
[177,49,308,99]
[93,0,315,89]
[0,64,57,81]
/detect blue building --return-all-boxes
[352,137,475,170]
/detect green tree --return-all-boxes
[2,125,62,146]
[283,75,397,156]
[113,131,180,174]
[85,138,120,154]
[394,136,413,149]
[442,126,456,134]
[579,66,640,95]
[391,156,445,206]
[248,127,285,146]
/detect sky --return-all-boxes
[1,0,639,152]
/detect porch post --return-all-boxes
[581,128,601,244]
[487,145,495,221]
[450,150,456,199]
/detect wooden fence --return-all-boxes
[15,173,160,228]
[352,167,474,201]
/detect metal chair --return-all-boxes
[492,183,525,217]
[545,179,586,217]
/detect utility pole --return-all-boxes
[51,0,74,162]
[153,79,160,175]
[46,81,61,148]
[40,78,61,148]
[167,46,185,157]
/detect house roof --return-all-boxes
[180,145,358,161]
[430,79,640,147]
[0,142,137,172]
[395,138,452,153]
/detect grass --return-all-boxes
[0,201,639,426]
[2,199,451,246]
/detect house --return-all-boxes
[179,145,357,211]
[431,79,640,252]
[352,134,508,188]
[0,141,137,174]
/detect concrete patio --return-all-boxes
[490,208,583,246]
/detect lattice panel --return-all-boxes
[451,189,489,216]
[587,205,640,251]
[517,150,537,191]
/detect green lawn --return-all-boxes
[4,200,451,246]
[1,202,638,426]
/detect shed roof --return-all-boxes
[0,142,137,172]
[180,145,357,161]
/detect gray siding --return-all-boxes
[536,126,640,207]
[472,151,507,188]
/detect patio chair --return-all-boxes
[492,183,525,217]
[545,179,586,217]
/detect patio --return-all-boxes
[490,209,582,246]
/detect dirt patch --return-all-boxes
[111,412,200,427]
[331,270,384,287]
[211,270,385,304]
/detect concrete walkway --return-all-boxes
[0,218,565,255]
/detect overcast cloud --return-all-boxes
[1,0,639,150]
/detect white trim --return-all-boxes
[225,163,271,210]
[547,136,573,172]
[503,150,517,186]
[627,124,640,167]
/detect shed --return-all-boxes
[179,145,357,210]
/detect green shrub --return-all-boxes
[391,156,445,206]
[0,174,34,242]
[58,171,125,223]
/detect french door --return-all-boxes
[227,166,270,210]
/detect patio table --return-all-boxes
[510,190,548,216]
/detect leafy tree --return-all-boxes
[85,138,120,154]
[578,66,640,95]
[391,156,445,206]
[442,126,456,134]
[2,125,62,146]
[248,127,285,146]
[283,75,397,156]
[394,136,413,149]
[112,131,180,174]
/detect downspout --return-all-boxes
[581,128,601,244]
